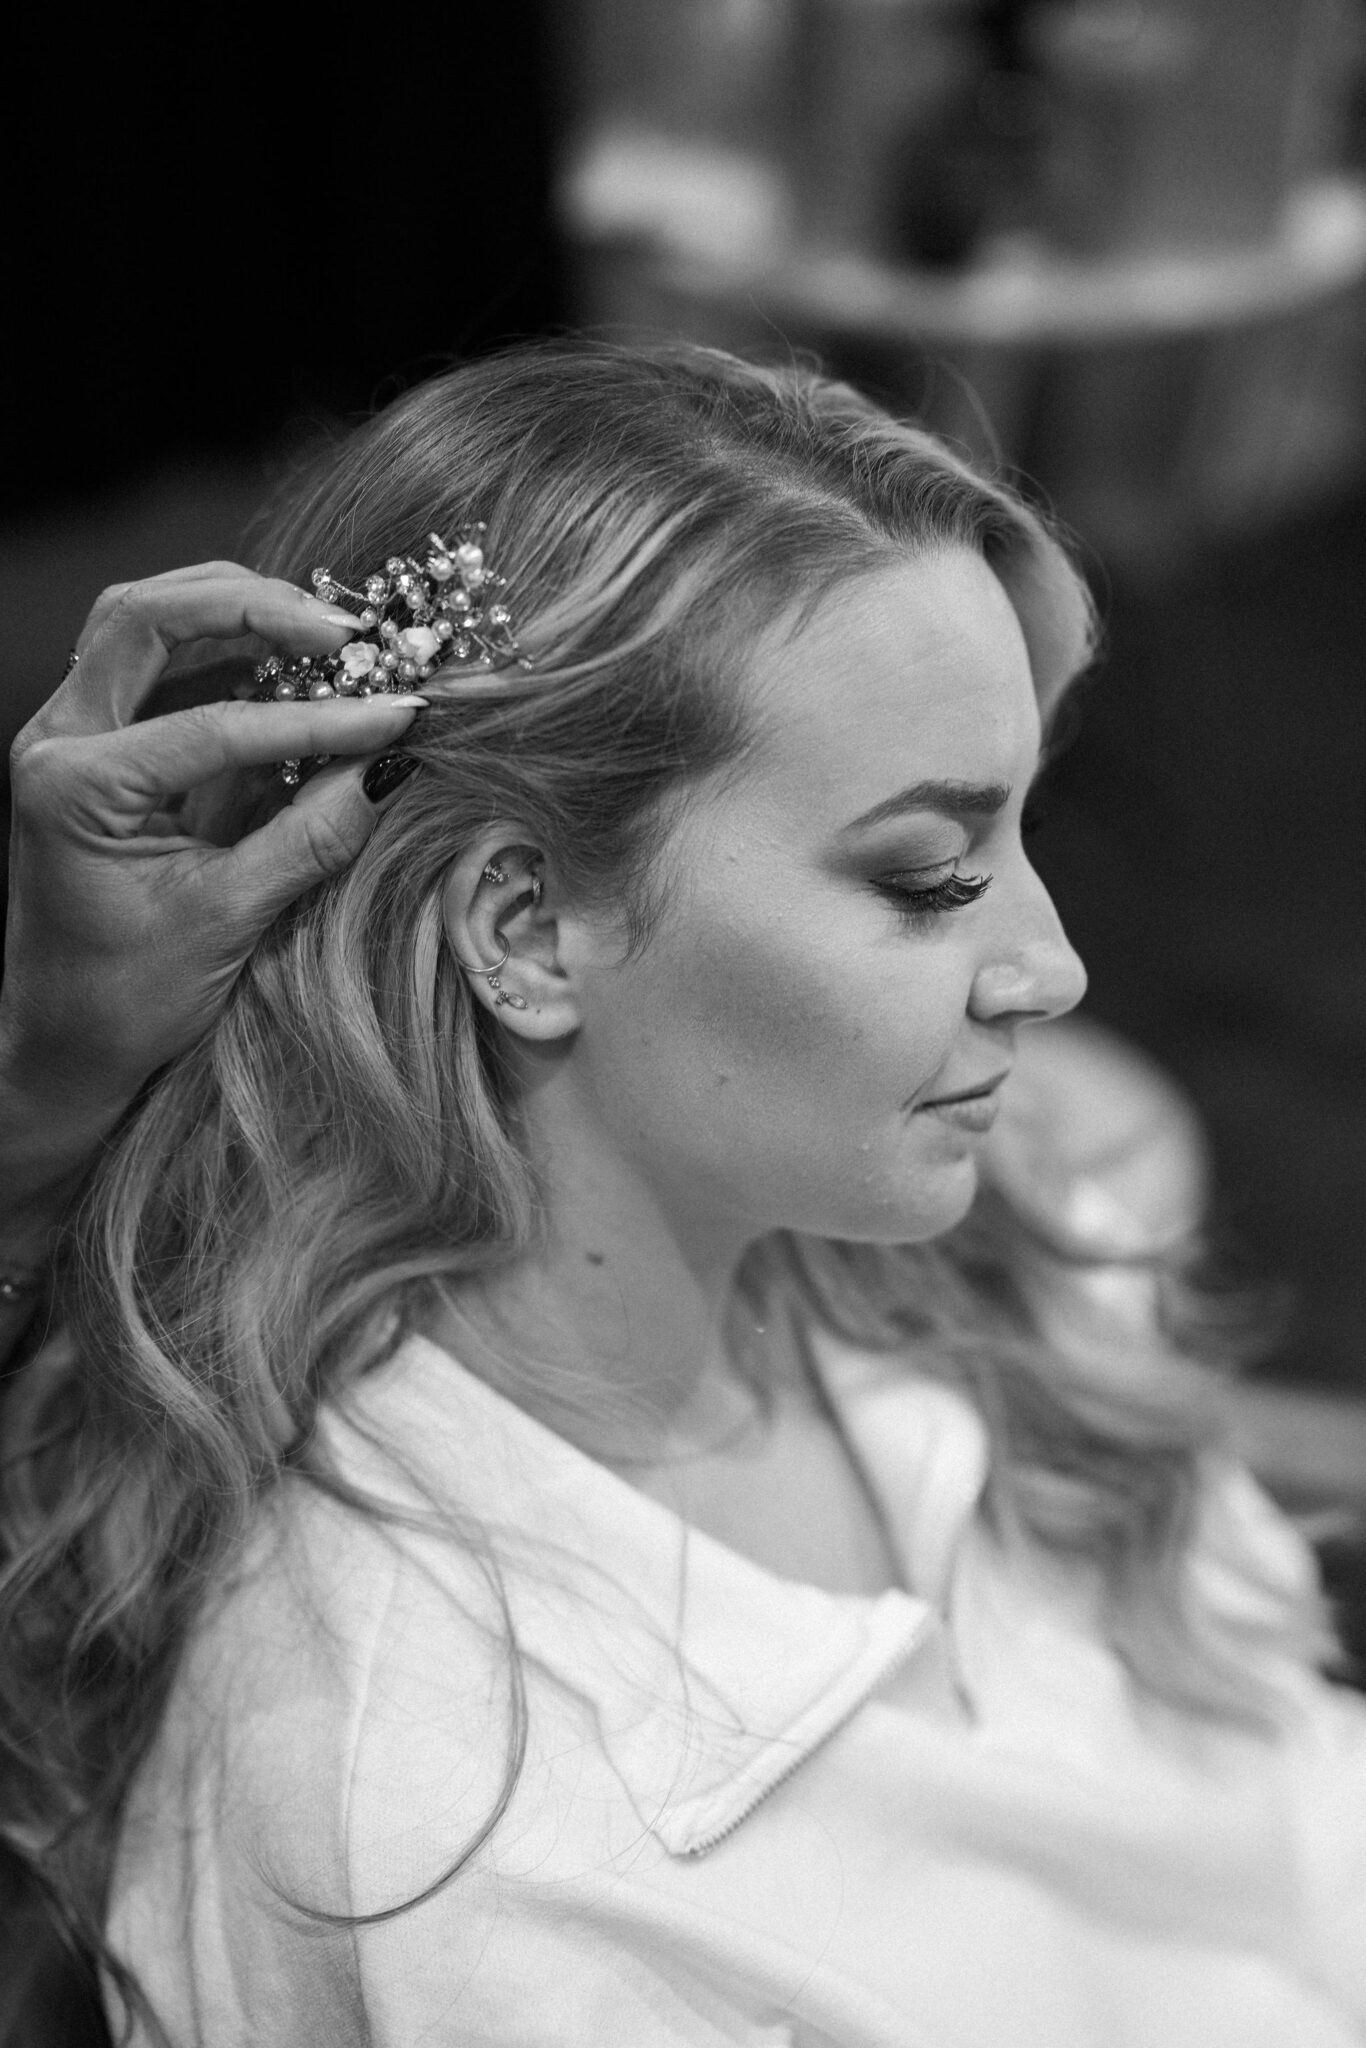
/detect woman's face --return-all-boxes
[565,548,1087,1251]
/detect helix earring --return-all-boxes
[455,933,527,1010]
[482,860,508,886]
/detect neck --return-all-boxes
[419,1059,909,1599]
[423,1065,772,1464]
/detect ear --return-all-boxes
[440,828,584,1041]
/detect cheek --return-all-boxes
[666,908,864,1080]
[581,909,979,1241]
[621,905,961,1136]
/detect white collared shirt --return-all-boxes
[108,1334,1366,2046]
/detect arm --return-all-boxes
[0,1049,137,1346]
[0,563,428,1364]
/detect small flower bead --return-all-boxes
[397,624,440,664]
[337,640,380,681]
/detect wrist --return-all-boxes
[0,1068,137,1229]
[0,1013,148,1148]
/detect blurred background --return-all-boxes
[5,2,1365,1546]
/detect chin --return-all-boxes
[825,1154,983,1248]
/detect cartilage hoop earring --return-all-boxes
[456,933,527,1010]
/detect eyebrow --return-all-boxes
[840,778,1015,836]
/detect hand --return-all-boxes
[2,561,426,1117]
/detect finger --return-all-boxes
[51,574,366,735]
[76,561,268,646]
[92,695,430,811]
[215,756,417,920]
[135,654,262,721]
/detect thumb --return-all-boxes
[217,756,419,923]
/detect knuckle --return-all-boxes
[175,698,224,740]
[297,804,362,876]
[7,731,69,809]
[91,579,134,615]
[103,579,151,626]
[94,579,143,624]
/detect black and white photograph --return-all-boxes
[3,4,1365,2042]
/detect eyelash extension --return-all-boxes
[878,871,993,920]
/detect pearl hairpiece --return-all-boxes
[255,527,529,786]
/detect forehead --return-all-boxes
[737,550,1039,829]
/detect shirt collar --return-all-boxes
[325,1331,988,1855]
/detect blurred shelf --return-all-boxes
[566,134,1366,347]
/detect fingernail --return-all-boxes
[362,753,421,803]
[315,605,363,630]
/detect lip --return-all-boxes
[923,1093,1001,1134]
[916,1069,1011,1112]
[911,1070,1010,1133]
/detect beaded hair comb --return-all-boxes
[255,527,528,786]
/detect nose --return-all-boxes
[967,880,1087,1026]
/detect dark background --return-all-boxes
[7,8,564,521]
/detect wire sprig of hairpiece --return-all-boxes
[255,528,529,786]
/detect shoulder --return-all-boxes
[125,1462,519,1915]
[108,1468,537,2044]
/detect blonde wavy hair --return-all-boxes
[0,340,1333,2040]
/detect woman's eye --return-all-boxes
[875,870,993,921]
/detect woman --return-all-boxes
[1,342,1362,2048]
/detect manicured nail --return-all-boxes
[362,752,420,803]
[342,692,428,711]
[314,605,363,629]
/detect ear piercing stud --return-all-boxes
[456,933,527,1009]
[483,858,542,909]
